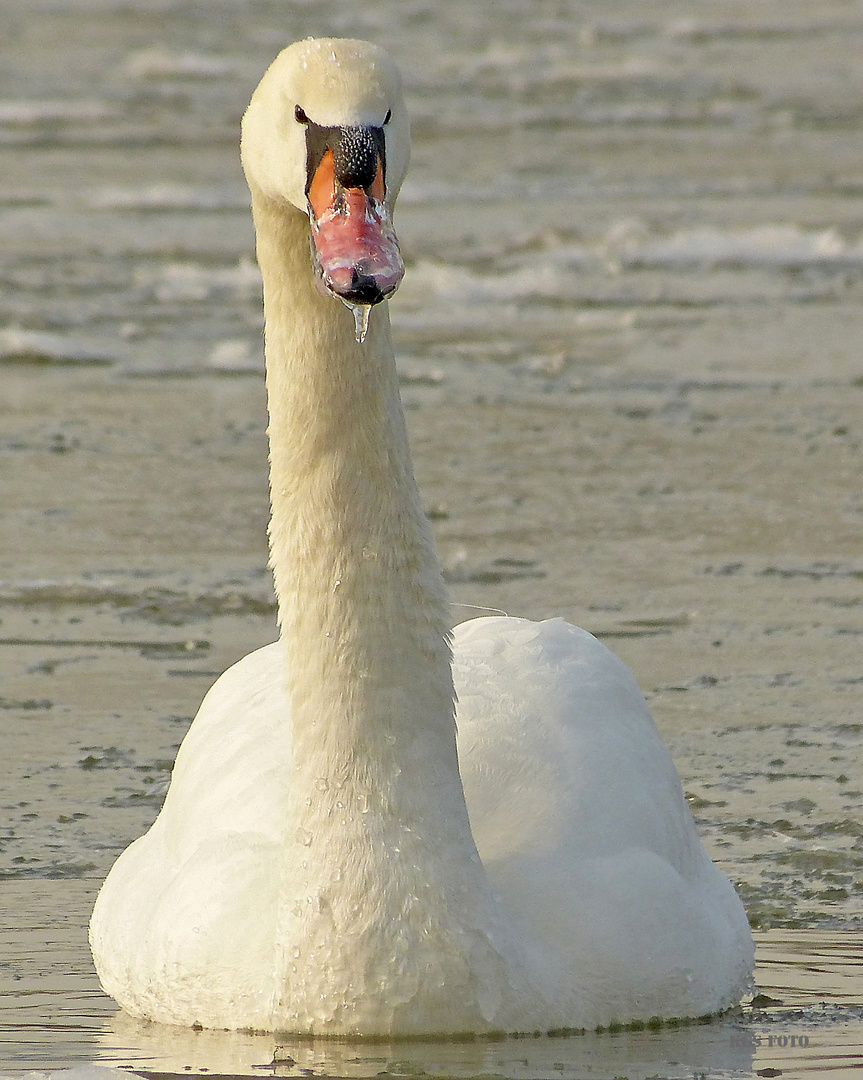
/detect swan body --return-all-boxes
[90,37,753,1035]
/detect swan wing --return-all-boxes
[454,616,754,1023]
[89,642,288,1027]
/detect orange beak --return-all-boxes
[305,136,404,308]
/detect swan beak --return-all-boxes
[305,134,404,307]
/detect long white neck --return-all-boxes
[252,192,534,1033]
[254,192,455,769]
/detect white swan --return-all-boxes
[89,37,753,1036]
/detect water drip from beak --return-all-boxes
[346,301,372,344]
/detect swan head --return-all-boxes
[242,38,410,307]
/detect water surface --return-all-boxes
[2,0,862,1075]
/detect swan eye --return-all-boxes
[383,109,392,125]
[295,105,310,124]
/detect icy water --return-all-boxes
[2,0,863,1076]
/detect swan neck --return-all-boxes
[253,193,455,749]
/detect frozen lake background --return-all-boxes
[1,0,862,1076]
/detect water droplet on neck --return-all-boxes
[347,302,371,344]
